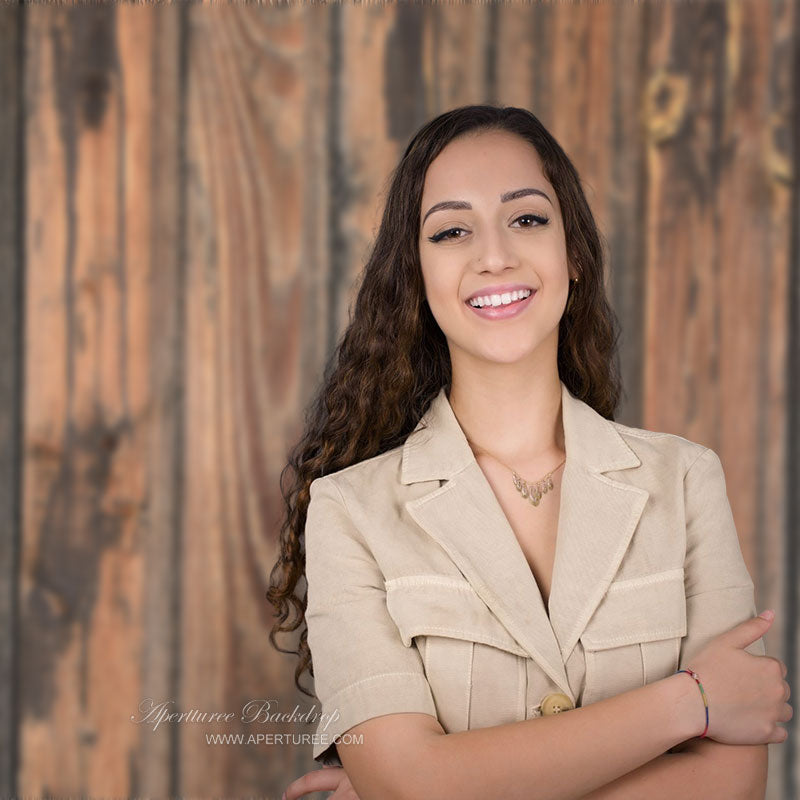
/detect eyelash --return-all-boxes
[426,213,550,244]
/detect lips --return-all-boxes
[465,282,535,303]
[467,288,532,309]
[466,289,536,320]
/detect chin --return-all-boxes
[475,345,541,365]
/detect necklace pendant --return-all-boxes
[510,464,562,508]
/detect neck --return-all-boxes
[447,369,566,474]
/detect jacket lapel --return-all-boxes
[401,380,649,699]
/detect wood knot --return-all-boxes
[645,69,689,144]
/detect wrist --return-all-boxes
[659,671,709,743]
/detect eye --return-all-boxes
[512,213,550,228]
[427,226,467,244]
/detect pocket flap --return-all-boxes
[385,575,528,657]
[581,569,687,650]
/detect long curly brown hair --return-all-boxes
[266,104,623,697]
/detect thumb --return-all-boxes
[726,609,774,649]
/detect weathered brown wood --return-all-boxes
[181,4,332,796]
[134,5,185,798]
[0,4,22,798]
[339,1,404,326]
[19,4,181,797]
[426,4,492,114]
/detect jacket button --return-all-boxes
[540,693,574,715]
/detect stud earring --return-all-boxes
[566,276,579,312]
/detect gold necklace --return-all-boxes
[468,441,566,508]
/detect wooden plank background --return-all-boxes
[0,1,796,798]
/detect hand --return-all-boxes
[283,765,361,800]
[686,611,792,745]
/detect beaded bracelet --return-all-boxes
[675,667,709,738]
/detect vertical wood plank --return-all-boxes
[133,4,185,798]
[182,4,331,795]
[328,4,398,340]
[19,5,182,796]
[600,4,650,424]
[0,4,23,798]
[425,3,492,114]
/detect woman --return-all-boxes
[268,105,791,800]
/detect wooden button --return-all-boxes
[540,692,574,715]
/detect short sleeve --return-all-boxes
[678,447,766,670]
[304,476,437,766]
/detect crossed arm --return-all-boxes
[580,738,768,799]
[285,727,767,800]
[329,674,768,800]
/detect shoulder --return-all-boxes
[309,442,407,505]
[608,418,711,477]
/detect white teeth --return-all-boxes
[468,288,532,308]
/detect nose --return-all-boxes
[474,225,520,273]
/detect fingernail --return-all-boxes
[759,609,775,621]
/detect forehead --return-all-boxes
[421,130,549,198]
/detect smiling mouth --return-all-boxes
[467,288,533,308]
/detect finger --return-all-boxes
[772,658,788,678]
[727,613,774,650]
[773,726,789,744]
[284,767,347,799]
[765,726,787,745]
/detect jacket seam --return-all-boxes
[684,583,754,600]
[329,670,430,697]
[398,626,525,653]
[329,476,353,517]
[385,575,473,591]
[326,476,376,555]
[606,568,685,591]
[583,627,685,648]
[683,445,711,483]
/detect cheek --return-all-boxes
[426,292,456,334]
[420,264,457,315]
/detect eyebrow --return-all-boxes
[421,187,553,225]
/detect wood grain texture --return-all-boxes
[19,4,181,797]
[182,3,331,796]
[134,5,184,798]
[642,0,789,624]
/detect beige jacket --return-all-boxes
[304,380,765,766]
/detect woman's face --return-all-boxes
[418,129,574,370]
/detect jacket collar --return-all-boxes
[400,380,649,700]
